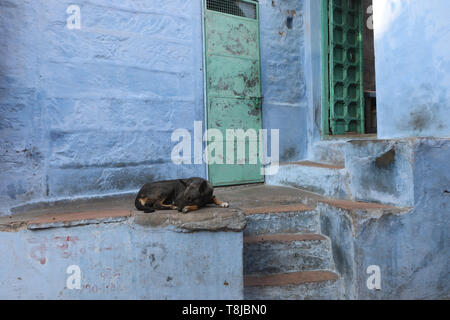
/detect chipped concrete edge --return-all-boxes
[27,216,131,231]
[1,209,247,234]
[133,209,247,233]
[317,201,412,237]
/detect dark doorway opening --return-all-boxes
[362,0,377,134]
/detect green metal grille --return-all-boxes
[206,0,257,19]
[328,0,364,135]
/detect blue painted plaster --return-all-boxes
[303,0,323,155]
[259,0,309,162]
[373,0,450,139]
[345,140,415,207]
[0,222,243,299]
[355,140,450,299]
[1,0,315,213]
[320,139,450,299]
[0,0,206,214]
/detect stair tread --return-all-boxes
[319,199,409,211]
[244,233,326,244]
[244,271,339,287]
[243,204,314,215]
[280,161,345,170]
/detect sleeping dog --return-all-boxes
[135,177,229,214]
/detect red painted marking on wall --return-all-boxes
[53,236,79,244]
[27,238,47,265]
[54,236,80,259]
[98,268,122,291]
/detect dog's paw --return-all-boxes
[182,207,189,214]
[221,202,229,208]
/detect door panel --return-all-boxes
[328,0,365,134]
[208,98,262,131]
[207,55,261,98]
[205,12,259,58]
[204,0,263,186]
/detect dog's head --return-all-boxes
[181,179,214,205]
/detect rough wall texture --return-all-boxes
[259,0,309,162]
[303,0,323,153]
[373,0,450,139]
[345,140,415,207]
[321,139,450,299]
[0,221,243,299]
[0,0,206,214]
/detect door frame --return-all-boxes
[202,0,264,186]
[321,0,365,137]
[201,0,209,180]
[321,0,331,137]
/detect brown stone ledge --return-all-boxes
[133,207,246,233]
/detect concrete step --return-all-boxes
[243,204,319,236]
[318,198,412,298]
[266,161,350,200]
[244,234,334,275]
[311,140,347,165]
[0,203,246,299]
[214,184,324,209]
[318,199,410,237]
[244,271,343,300]
[308,138,415,207]
[344,139,415,207]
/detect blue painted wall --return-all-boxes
[374,0,450,139]
[259,0,309,162]
[320,139,450,299]
[1,0,313,213]
[0,0,206,214]
[0,221,243,299]
[356,139,450,299]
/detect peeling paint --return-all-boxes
[0,222,243,299]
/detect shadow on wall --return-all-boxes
[373,0,450,139]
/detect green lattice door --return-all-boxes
[204,0,264,186]
[327,0,364,134]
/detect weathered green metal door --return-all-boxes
[327,0,365,134]
[204,0,264,186]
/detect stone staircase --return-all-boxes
[242,204,344,300]
[216,171,410,300]
[256,138,417,299]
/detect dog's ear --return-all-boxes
[199,180,209,194]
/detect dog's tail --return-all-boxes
[135,196,155,213]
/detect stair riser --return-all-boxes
[344,140,415,207]
[244,240,334,275]
[244,211,319,236]
[312,141,347,165]
[266,165,349,199]
[244,278,344,300]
